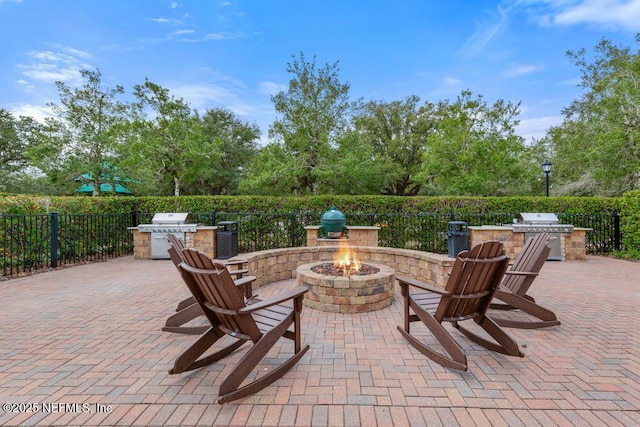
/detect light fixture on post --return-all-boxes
[542,160,552,197]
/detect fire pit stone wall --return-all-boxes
[297,261,395,313]
[229,246,455,291]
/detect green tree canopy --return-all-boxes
[353,96,434,195]
[196,108,260,195]
[420,90,528,196]
[546,35,640,195]
[0,109,30,191]
[266,53,355,195]
[28,69,130,195]
[127,79,213,196]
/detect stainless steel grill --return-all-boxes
[137,213,197,259]
[513,213,574,261]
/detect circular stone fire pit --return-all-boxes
[296,261,395,313]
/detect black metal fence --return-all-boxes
[1,213,134,277]
[1,211,623,278]
[199,211,622,256]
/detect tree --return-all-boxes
[547,35,640,195]
[197,108,260,195]
[313,130,387,195]
[128,79,214,196]
[239,143,297,195]
[420,90,528,196]
[34,69,130,195]
[268,53,354,195]
[353,96,434,195]
[0,109,28,191]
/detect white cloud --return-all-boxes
[514,0,640,31]
[460,6,509,56]
[60,46,93,59]
[554,0,640,31]
[258,81,286,96]
[502,64,544,77]
[166,77,275,137]
[170,82,268,117]
[170,29,195,36]
[19,64,72,83]
[516,114,562,142]
[204,31,244,41]
[176,31,245,43]
[172,83,237,108]
[443,76,462,87]
[9,104,53,122]
[17,48,92,85]
[16,78,35,91]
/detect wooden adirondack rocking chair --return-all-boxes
[169,248,309,404]
[397,241,524,371]
[162,234,255,335]
[490,232,561,329]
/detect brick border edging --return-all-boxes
[228,246,456,290]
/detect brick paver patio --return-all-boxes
[0,255,638,426]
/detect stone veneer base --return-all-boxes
[297,261,395,313]
[130,227,217,260]
[468,226,589,261]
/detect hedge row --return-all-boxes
[2,193,637,259]
[0,194,623,216]
[619,190,640,259]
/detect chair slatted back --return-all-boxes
[166,234,187,267]
[435,241,509,322]
[501,233,550,296]
[166,233,186,252]
[179,248,262,341]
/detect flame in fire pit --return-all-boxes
[334,242,361,276]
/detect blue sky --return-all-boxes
[1,0,639,144]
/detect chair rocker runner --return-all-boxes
[169,248,309,404]
[162,234,256,335]
[490,232,561,329]
[397,241,524,371]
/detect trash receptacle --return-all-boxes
[217,221,238,259]
[447,221,469,258]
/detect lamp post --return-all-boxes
[542,160,552,197]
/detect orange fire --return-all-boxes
[334,242,361,276]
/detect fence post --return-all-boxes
[211,211,216,226]
[2,214,6,276]
[290,211,296,247]
[130,211,138,227]
[614,211,621,251]
[51,212,58,269]
[450,211,456,221]
[370,212,376,226]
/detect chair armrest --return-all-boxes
[234,275,257,301]
[396,276,448,295]
[238,286,308,313]
[229,269,249,278]
[223,259,248,268]
[225,259,249,277]
[505,270,538,277]
[234,276,256,288]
